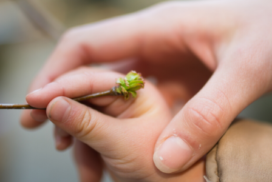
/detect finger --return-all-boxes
[30,110,47,122]
[73,140,103,182]
[26,69,122,108]
[153,60,269,173]
[54,126,72,151]
[21,109,47,129]
[47,96,121,150]
[21,110,46,129]
[27,69,155,118]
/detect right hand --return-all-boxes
[26,67,205,182]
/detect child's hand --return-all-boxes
[26,67,204,182]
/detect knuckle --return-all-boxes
[59,27,84,45]
[74,110,97,140]
[185,98,225,137]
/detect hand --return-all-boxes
[26,67,205,182]
[21,0,272,173]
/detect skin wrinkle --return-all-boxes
[197,97,225,129]
[117,152,170,182]
[104,154,145,179]
[189,108,216,137]
[187,100,223,137]
[75,109,97,141]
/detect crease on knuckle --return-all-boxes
[75,110,97,139]
[187,99,224,137]
[106,155,149,179]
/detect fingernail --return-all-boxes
[30,111,47,122]
[153,136,192,173]
[49,98,71,122]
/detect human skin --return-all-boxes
[22,0,272,174]
[26,67,205,182]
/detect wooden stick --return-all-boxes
[0,88,119,110]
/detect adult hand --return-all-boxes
[21,0,272,173]
[26,67,205,182]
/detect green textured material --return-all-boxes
[115,71,145,99]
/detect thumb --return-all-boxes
[153,65,267,173]
[47,96,119,150]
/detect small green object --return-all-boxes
[116,71,145,99]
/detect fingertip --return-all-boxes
[26,89,41,105]
[20,110,46,129]
[153,136,192,173]
[27,82,64,108]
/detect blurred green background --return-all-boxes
[0,0,271,182]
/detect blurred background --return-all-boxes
[0,0,271,182]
